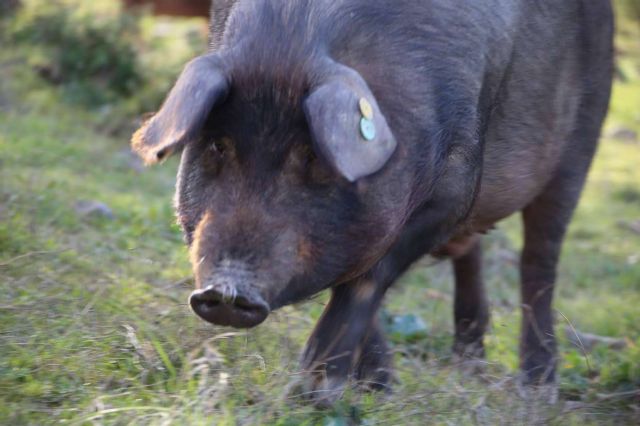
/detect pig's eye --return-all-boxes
[201,139,227,173]
[182,222,195,245]
[210,139,226,156]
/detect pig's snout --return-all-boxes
[189,285,269,328]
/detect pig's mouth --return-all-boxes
[189,286,270,328]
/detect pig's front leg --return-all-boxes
[300,277,389,406]
[299,137,484,406]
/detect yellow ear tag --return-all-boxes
[359,98,374,120]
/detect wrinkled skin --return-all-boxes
[132,0,613,406]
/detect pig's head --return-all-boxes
[131,52,407,328]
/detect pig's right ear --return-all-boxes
[303,67,397,182]
[131,54,230,165]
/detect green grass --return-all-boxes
[1,2,639,425]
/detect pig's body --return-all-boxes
[133,0,613,405]
[207,0,612,251]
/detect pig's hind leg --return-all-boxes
[519,111,608,386]
[451,238,489,360]
[518,156,595,385]
[518,0,612,388]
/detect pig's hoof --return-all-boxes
[355,352,394,392]
[452,340,486,375]
[520,355,556,386]
[356,366,394,393]
[300,373,348,408]
[516,380,559,405]
[452,339,485,359]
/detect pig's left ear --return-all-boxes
[303,67,397,182]
[131,54,230,165]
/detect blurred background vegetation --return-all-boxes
[0,0,639,424]
[1,0,206,133]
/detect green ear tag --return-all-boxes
[360,117,376,141]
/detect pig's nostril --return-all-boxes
[189,286,222,307]
[189,286,269,328]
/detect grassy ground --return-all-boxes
[1,2,639,425]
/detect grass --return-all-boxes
[1,1,639,425]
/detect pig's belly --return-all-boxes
[436,134,566,257]
[464,44,582,233]
[464,126,573,233]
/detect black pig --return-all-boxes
[131,0,613,405]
